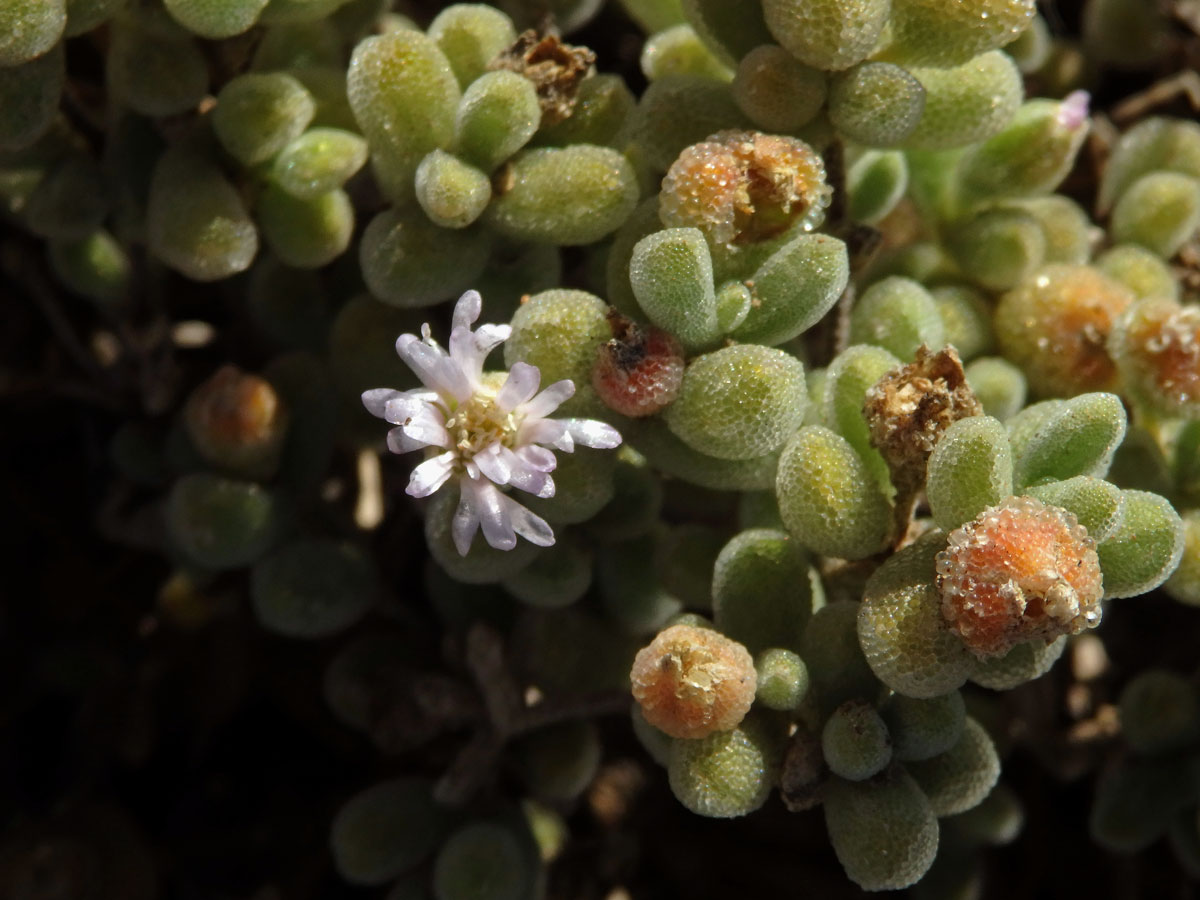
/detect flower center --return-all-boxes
[442,387,519,463]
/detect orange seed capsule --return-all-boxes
[659,129,831,249]
[994,264,1135,397]
[935,496,1104,659]
[1110,298,1200,417]
[630,624,757,740]
[184,365,289,478]
[592,311,685,418]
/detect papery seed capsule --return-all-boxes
[935,496,1104,659]
[630,623,756,739]
[660,129,831,249]
[591,312,685,418]
[184,365,289,479]
[1109,298,1200,417]
[994,264,1135,397]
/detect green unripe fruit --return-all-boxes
[453,70,541,173]
[903,51,1023,151]
[667,715,780,818]
[822,343,898,490]
[48,230,132,306]
[0,0,66,67]
[347,30,461,203]
[824,767,939,891]
[628,73,748,172]
[969,636,1066,690]
[1008,392,1127,490]
[713,528,812,654]
[271,128,368,200]
[164,0,267,38]
[965,357,1026,422]
[822,699,892,781]
[666,345,807,461]
[504,289,609,413]
[1094,244,1180,302]
[680,0,772,67]
[1024,476,1124,543]
[620,0,685,32]
[1002,195,1093,265]
[885,0,1035,68]
[849,276,944,362]
[926,416,1014,533]
[882,692,965,762]
[360,208,490,308]
[777,426,891,560]
[1006,12,1051,72]
[486,146,639,246]
[732,45,826,133]
[167,473,279,570]
[1118,670,1200,756]
[331,778,452,886]
[956,94,1091,205]
[630,227,718,349]
[415,150,492,229]
[907,717,1000,816]
[258,184,353,269]
[252,539,374,638]
[1097,490,1185,599]
[755,648,810,711]
[213,73,315,167]
[427,4,517,87]
[761,0,889,71]
[107,24,208,117]
[0,44,64,152]
[947,207,1046,292]
[147,148,258,282]
[858,535,976,699]
[929,284,992,362]
[1098,117,1200,215]
[803,601,881,713]
[734,233,849,347]
[828,63,925,148]
[432,822,534,900]
[847,150,908,225]
[251,20,342,70]
[640,24,733,81]
[514,722,602,801]
[1109,171,1200,259]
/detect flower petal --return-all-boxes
[518,417,572,451]
[362,388,402,418]
[564,418,622,449]
[522,379,575,419]
[514,444,557,472]
[396,333,471,403]
[504,494,556,547]
[473,442,512,485]
[496,361,541,413]
[472,479,517,551]
[452,482,479,556]
[406,451,457,498]
[387,427,429,454]
[453,290,482,330]
[384,394,442,425]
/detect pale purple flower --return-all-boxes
[363,290,622,555]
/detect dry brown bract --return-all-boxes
[864,345,982,517]
[489,30,595,126]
